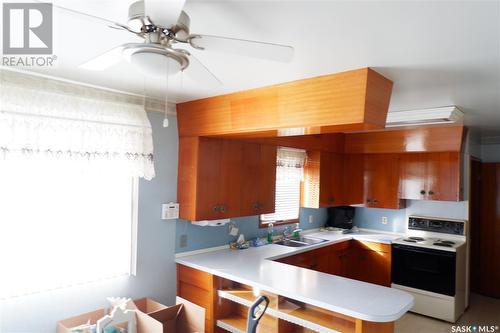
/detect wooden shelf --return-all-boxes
[218,289,355,333]
[217,314,277,333]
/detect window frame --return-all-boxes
[259,151,304,228]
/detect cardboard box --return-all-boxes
[58,297,204,333]
[135,297,205,333]
[57,308,108,333]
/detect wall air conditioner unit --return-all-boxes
[386,106,464,127]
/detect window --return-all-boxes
[0,156,138,299]
[260,148,306,226]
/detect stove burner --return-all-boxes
[440,240,455,245]
[408,237,425,241]
[403,239,418,243]
[433,242,453,247]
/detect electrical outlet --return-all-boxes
[381,216,388,225]
[179,234,188,248]
[308,215,314,224]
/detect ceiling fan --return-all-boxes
[64,0,294,81]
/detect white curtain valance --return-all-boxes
[0,70,155,180]
[276,147,306,182]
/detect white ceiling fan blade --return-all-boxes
[185,55,223,86]
[144,0,186,28]
[34,0,127,28]
[189,35,294,63]
[79,46,125,71]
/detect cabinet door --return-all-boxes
[364,154,403,209]
[240,143,277,216]
[257,145,277,214]
[320,153,344,207]
[426,152,461,201]
[196,138,223,220]
[400,153,428,200]
[218,140,243,218]
[240,143,261,216]
[343,154,364,205]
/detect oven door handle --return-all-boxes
[392,244,456,257]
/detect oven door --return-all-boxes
[392,244,456,296]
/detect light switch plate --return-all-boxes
[162,202,179,220]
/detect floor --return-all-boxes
[395,293,500,333]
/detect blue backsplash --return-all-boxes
[175,207,327,253]
[352,207,407,233]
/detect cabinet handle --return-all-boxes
[213,205,220,212]
[219,205,227,213]
[329,197,335,203]
[253,202,262,210]
[420,190,426,195]
[428,190,435,195]
[372,199,378,205]
[366,199,372,204]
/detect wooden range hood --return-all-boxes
[176,67,393,138]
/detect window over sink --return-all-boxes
[260,147,306,226]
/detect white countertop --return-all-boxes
[175,230,414,323]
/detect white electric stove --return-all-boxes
[391,216,467,322]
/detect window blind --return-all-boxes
[261,148,306,223]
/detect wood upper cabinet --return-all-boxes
[343,154,364,205]
[301,151,344,208]
[178,137,277,220]
[400,152,462,201]
[363,154,405,209]
[240,143,277,216]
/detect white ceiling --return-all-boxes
[4,1,500,137]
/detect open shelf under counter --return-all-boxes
[218,288,355,333]
[217,314,278,333]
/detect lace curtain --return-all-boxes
[276,147,306,181]
[0,70,155,180]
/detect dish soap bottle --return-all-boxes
[267,223,274,244]
[292,223,302,238]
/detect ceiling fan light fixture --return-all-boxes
[122,44,189,77]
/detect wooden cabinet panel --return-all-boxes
[218,140,243,217]
[194,138,222,220]
[178,138,277,220]
[349,241,391,287]
[363,154,404,209]
[240,143,277,216]
[258,144,278,214]
[277,241,391,287]
[400,153,427,200]
[400,152,462,201]
[426,152,461,201]
[343,154,364,205]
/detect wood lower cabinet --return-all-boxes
[400,152,462,201]
[277,245,331,273]
[350,241,392,287]
[278,240,391,287]
[178,137,277,221]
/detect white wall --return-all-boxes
[0,113,178,333]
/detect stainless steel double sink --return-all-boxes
[275,236,327,247]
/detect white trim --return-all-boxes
[130,177,139,276]
[175,245,230,258]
